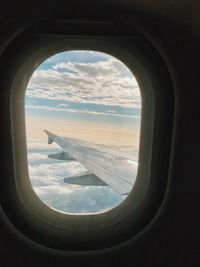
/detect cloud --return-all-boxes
[106,109,117,114]
[27,57,141,109]
[57,103,69,107]
[45,50,111,65]
[28,153,46,160]
[26,104,140,119]
[27,139,127,214]
[34,185,123,214]
[27,139,58,152]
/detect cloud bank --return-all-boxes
[25,104,140,119]
[27,54,141,109]
[27,138,126,214]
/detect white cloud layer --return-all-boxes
[27,138,128,214]
[27,57,141,109]
[25,104,140,119]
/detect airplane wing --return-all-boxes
[44,130,138,195]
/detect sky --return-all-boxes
[25,50,141,214]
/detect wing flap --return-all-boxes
[64,172,107,186]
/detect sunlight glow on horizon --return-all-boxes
[26,116,140,147]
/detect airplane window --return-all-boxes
[25,50,141,214]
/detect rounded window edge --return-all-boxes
[0,31,174,250]
[25,49,141,215]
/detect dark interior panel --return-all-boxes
[0,1,199,266]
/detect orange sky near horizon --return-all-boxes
[26,116,140,148]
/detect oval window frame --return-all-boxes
[0,33,174,250]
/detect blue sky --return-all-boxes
[25,50,141,131]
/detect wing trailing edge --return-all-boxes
[64,171,107,186]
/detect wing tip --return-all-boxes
[44,129,50,135]
[44,130,54,144]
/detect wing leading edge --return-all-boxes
[44,130,138,195]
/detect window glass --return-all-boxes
[25,50,141,214]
